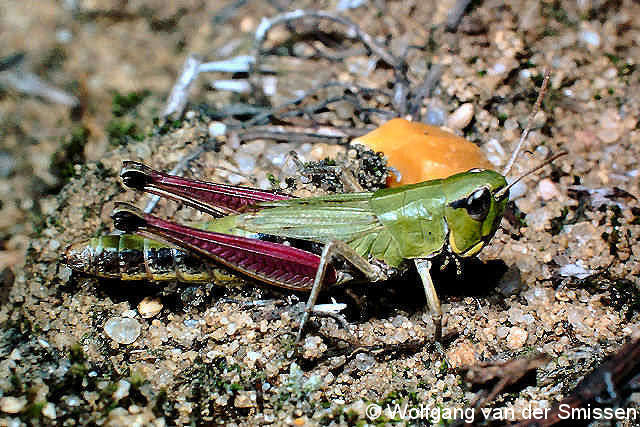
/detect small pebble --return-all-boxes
[133,143,151,160]
[354,353,375,371]
[42,402,56,419]
[262,76,277,96]
[333,101,355,120]
[425,107,446,126]
[121,309,136,319]
[234,152,256,174]
[138,297,163,319]
[113,379,131,401]
[507,327,528,349]
[55,28,72,43]
[507,179,527,201]
[0,396,26,414]
[227,173,247,185]
[537,178,561,201]
[0,151,16,178]
[57,266,72,281]
[63,395,81,407]
[212,79,251,93]
[484,138,506,167]
[579,30,600,47]
[337,0,367,11]
[303,336,325,358]
[208,122,227,138]
[246,351,261,362]
[489,62,507,75]
[447,103,474,130]
[558,263,595,280]
[104,317,141,345]
[234,391,256,408]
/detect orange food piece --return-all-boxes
[351,118,493,187]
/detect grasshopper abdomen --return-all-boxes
[64,234,213,282]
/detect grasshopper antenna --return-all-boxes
[502,70,551,177]
[494,151,567,201]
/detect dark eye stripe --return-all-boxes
[448,187,491,222]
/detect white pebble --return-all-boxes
[208,122,227,138]
[0,396,26,414]
[304,336,323,351]
[247,351,261,362]
[42,402,56,419]
[138,297,163,319]
[234,152,256,174]
[538,178,561,201]
[227,173,247,185]
[507,327,528,349]
[579,30,600,47]
[262,76,277,96]
[211,79,250,93]
[113,380,131,401]
[354,353,375,371]
[447,103,474,130]
[241,140,266,155]
[56,28,72,43]
[64,395,81,407]
[489,62,507,75]
[558,263,595,280]
[104,317,141,345]
[121,309,136,319]
[506,178,527,201]
[426,107,446,126]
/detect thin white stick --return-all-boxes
[502,70,551,176]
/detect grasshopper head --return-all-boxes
[442,169,508,257]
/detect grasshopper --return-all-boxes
[64,75,562,343]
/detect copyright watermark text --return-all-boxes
[364,402,638,423]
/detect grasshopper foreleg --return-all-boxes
[296,240,381,343]
[414,258,443,342]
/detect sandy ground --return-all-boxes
[1,0,640,425]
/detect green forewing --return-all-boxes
[234,192,382,244]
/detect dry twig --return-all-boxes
[514,338,640,427]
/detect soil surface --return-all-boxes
[2,0,640,425]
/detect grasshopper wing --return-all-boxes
[111,203,335,291]
[120,161,292,216]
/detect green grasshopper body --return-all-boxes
[64,72,556,342]
[65,163,510,342]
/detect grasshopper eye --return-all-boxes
[465,188,491,221]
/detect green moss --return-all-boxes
[267,173,280,188]
[23,401,46,420]
[111,90,150,117]
[50,125,90,184]
[107,119,145,146]
[153,116,184,135]
[541,1,574,26]
[70,342,86,363]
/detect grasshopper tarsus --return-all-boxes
[111,203,147,232]
[120,161,154,190]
